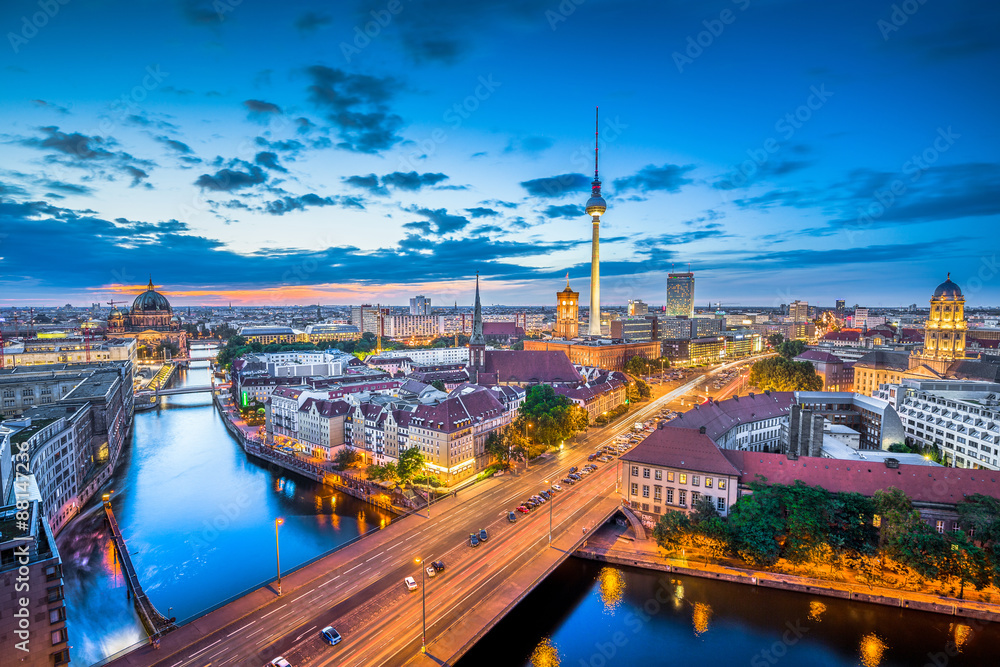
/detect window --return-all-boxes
[679,473,687,484]
[49,606,66,624]
[654,486,662,501]
[692,491,700,504]
[653,505,661,514]
[705,477,713,488]
[631,483,638,496]
[873,514,882,528]
[46,586,64,603]
[654,470,662,481]
[631,466,639,477]
[718,479,726,490]
[643,468,650,478]
[51,628,68,645]
[678,490,687,506]
[53,649,70,665]
[642,485,650,498]
[692,475,700,487]
[642,503,650,512]
[717,497,726,512]
[666,488,674,504]
[667,471,675,482]
[935,520,945,534]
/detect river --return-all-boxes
[57,348,392,665]
[460,557,1000,667]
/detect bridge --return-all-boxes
[103,365,748,667]
[135,385,218,398]
[103,497,177,640]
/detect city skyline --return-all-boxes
[1,0,999,307]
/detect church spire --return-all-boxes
[470,272,485,346]
[147,275,154,291]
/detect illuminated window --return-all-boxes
[679,473,687,484]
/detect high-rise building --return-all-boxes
[409,295,431,316]
[555,278,580,339]
[790,300,809,323]
[665,272,695,317]
[835,299,846,316]
[854,307,869,329]
[585,108,607,337]
[627,299,648,316]
[350,304,389,335]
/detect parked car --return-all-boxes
[469,533,480,547]
[433,561,446,572]
[569,473,582,481]
[426,565,436,577]
[569,466,578,474]
[562,477,576,485]
[404,576,418,591]
[320,626,342,646]
[509,511,518,522]
[539,490,551,499]
[479,528,489,542]
[551,484,563,492]
[516,505,531,513]
[587,453,597,461]
[598,456,610,463]
[268,659,292,667]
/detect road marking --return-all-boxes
[188,638,222,658]
[170,662,184,667]
[226,620,256,637]
[319,575,339,587]
[365,551,384,562]
[278,608,298,621]
[207,647,228,662]
[260,603,286,618]
[344,563,363,573]
[296,624,318,641]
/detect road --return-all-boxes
[128,364,748,667]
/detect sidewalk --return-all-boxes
[577,523,1000,623]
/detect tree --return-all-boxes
[691,496,721,525]
[767,333,784,348]
[396,447,425,484]
[519,385,587,446]
[748,357,822,392]
[430,380,446,392]
[777,339,806,359]
[652,510,691,551]
[727,479,784,567]
[332,447,361,471]
[957,494,1000,546]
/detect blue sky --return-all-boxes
[1,0,998,307]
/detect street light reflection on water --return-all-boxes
[859,632,888,667]
[691,601,712,637]
[529,637,560,667]
[808,600,827,622]
[597,566,625,614]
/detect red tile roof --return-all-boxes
[482,350,581,384]
[622,427,742,476]
[796,350,843,364]
[822,331,861,342]
[722,451,1000,505]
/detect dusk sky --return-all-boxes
[1,0,998,308]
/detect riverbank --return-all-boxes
[575,522,1000,623]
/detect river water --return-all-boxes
[57,349,392,665]
[460,557,1000,667]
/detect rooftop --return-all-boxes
[622,427,742,477]
[667,392,794,441]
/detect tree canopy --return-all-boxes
[519,384,589,447]
[777,339,807,359]
[748,356,822,392]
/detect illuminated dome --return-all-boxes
[585,194,607,216]
[933,274,962,299]
[133,278,172,312]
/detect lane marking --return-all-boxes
[226,620,256,637]
[319,575,339,588]
[296,624,318,641]
[260,603,287,618]
[188,638,222,658]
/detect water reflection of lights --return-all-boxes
[529,637,560,667]
[808,601,826,622]
[952,623,972,651]
[597,567,625,614]
[692,602,712,636]
[102,540,122,586]
[859,632,888,667]
[673,580,684,609]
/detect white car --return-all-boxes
[268,659,292,667]
[551,484,563,492]
[426,565,436,578]
[404,576,418,591]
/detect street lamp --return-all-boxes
[524,422,533,470]
[274,517,284,595]
[544,479,553,544]
[414,557,427,653]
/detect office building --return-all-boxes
[627,300,648,317]
[790,300,809,323]
[666,272,695,317]
[409,295,431,316]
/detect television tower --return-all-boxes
[585,107,607,337]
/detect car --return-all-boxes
[479,528,489,542]
[433,561,446,572]
[562,477,576,485]
[568,466,578,474]
[516,505,531,513]
[320,626,342,646]
[404,576,418,591]
[570,473,582,481]
[551,484,563,492]
[426,565,436,577]
[598,456,610,463]
[268,659,292,667]
[525,499,538,508]
[533,495,546,502]
[587,453,597,461]
[470,533,480,547]
[509,511,517,522]
[539,490,551,499]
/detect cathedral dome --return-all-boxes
[133,278,172,312]
[933,274,962,299]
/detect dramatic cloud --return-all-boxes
[504,136,553,155]
[295,11,331,32]
[465,207,499,218]
[254,151,287,172]
[244,99,283,120]
[343,173,387,196]
[30,99,70,115]
[404,207,471,235]
[17,126,154,184]
[380,171,449,191]
[613,164,695,193]
[194,164,267,191]
[520,173,590,198]
[541,204,582,219]
[304,65,404,153]
[263,194,364,215]
[155,136,194,154]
